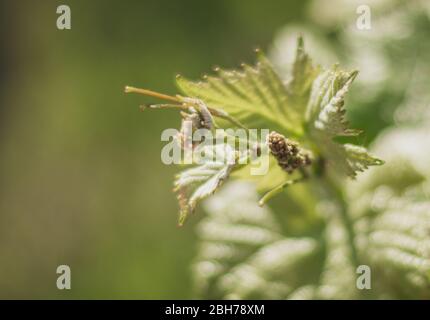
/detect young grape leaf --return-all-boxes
[306,65,361,137]
[286,37,320,112]
[304,63,383,177]
[319,141,384,178]
[342,144,384,176]
[176,51,303,137]
[174,144,238,226]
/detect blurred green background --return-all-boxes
[0,0,310,299]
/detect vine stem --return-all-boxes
[124,86,181,103]
[258,176,306,207]
[321,175,359,267]
[125,85,248,129]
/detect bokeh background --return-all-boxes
[0,0,309,299]
[1,0,429,299]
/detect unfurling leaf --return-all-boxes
[308,66,361,137]
[304,63,383,177]
[286,37,320,111]
[342,144,384,176]
[174,144,238,226]
[320,141,384,178]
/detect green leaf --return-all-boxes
[322,142,385,178]
[306,65,361,137]
[286,36,320,112]
[176,51,303,137]
[342,144,384,176]
[304,64,383,177]
[174,144,237,226]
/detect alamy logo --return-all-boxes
[56,5,71,30]
[56,265,71,290]
[356,265,371,290]
[356,5,371,30]
[161,123,270,175]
